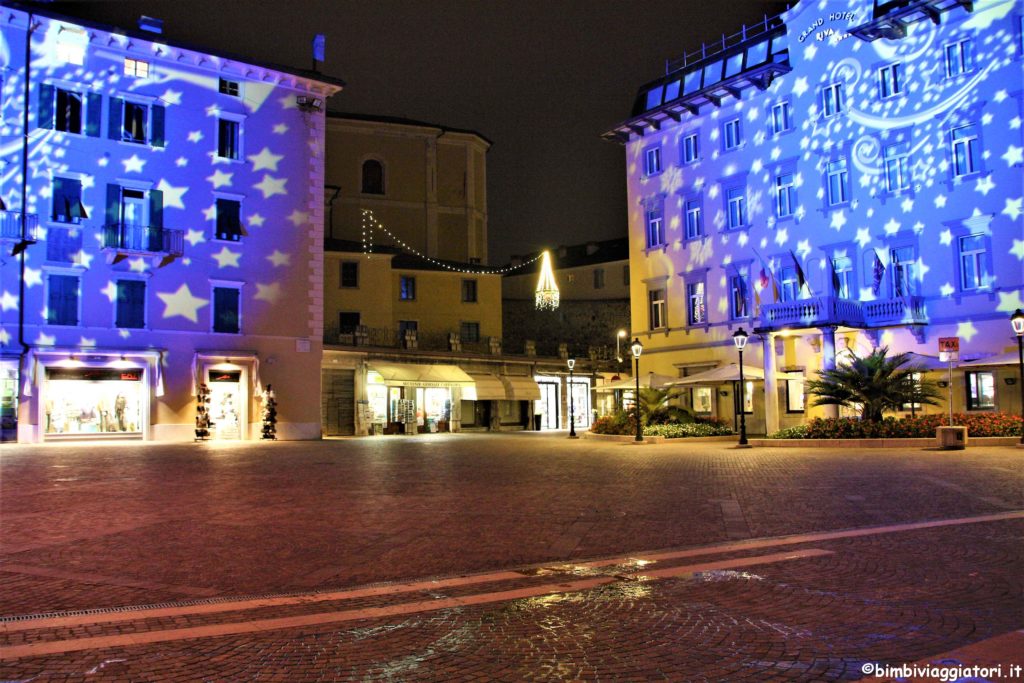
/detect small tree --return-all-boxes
[637,386,693,425]
[805,346,942,423]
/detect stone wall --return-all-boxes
[502,298,630,359]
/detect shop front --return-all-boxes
[1,357,18,442]
[535,376,560,430]
[364,363,472,434]
[567,377,592,429]
[193,353,260,440]
[42,364,148,440]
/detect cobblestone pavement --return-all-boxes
[0,434,1022,681]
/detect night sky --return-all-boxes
[52,0,787,264]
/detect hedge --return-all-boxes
[768,413,1023,439]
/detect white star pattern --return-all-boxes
[79,336,97,347]
[74,250,93,268]
[0,291,17,311]
[996,290,1024,314]
[940,283,955,297]
[101,281,118,302]
[934,194,947,208]
[266,250,290,267]
[175,157,188,167]
[0,328,8,345]
[883,218,901,235]
[254,175,287,199]
[160,89,182,105]
[939,229,953,246]
[157,180,188,209]
[121,155,146,173]
[855,228,871,248]
[796,240,811,260]
[35,333,56,346]
[24,267,42,288]
[286,210,309,227]
[211,246,242,268]
[157,284,209,323]
[207,169,233,189]
[248,213,266,228]
[1002,197,1023,221]
[187,130,204,143]
[129,258,148,273]
[1002,145,1023,167]
[900,196,914,213]
[272,123,288,135]
[202,204,217,221]
[792,77,808,97]
[1011,240,1024,260]
[974,176,996,196]
[184,229,206,247]
[254,282,282,303]
[956,321,978,342]
[248,147,284,172]
[829,210,846,231]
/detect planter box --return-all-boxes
[936,426,968,450]
[748,436,1016,448]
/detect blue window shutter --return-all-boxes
[38,84,55,129]
[149,189,163,228]
[108,98,123,140]
[85,93,103,137]
[106,184,121,227]
[151,105,165,147]
[64,178,83,220]
[213,287,240,333]
[63,276,78,325]
[51,177,65,221]
[48,275,78,325]
[116,280,145,328]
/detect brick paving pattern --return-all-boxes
[1,434,1022,680]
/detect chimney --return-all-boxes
[138,16,163,34]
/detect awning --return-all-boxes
[669,363,802,386]
[368,363,474,387]
[959,351,1020,367]
[596,372,678,392]
[465,374,506,401]
[502,375,541,401]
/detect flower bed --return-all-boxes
[769,413,1023,439]
[591,413,733,438]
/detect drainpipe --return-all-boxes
[324,184,340,240]
[17,13,37,424]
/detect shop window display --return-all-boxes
[44,367,143,435]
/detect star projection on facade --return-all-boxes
[34,333,56,346]
[266,250,290,267]
[997,290,1024,314]
[122,154,146,173]
[1003,145,1024,166]
[254,282,282,304]
[1002,197,1022,221]
[156,180,188,209]
[157,284,209,323]
[184,229,206,247]
[0,291,18,312]
[24,267,42,288]
[101,282,118,302]
[1011,240,1024,260]
[207,169,233,188]
[254,175,287,199]
[211,246,242,268]
[248,147,283,172]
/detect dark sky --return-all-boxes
[53,0,786,264]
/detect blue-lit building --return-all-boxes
[605,0,1024,434]
[0,4,342,442]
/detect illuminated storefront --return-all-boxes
[364,363,471,434]
[1,358,19,442]
[43,366,146,438]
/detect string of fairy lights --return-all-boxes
[359,209,545,276]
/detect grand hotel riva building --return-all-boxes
[604,0,1024,435]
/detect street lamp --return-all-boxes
[1012,309,1024,446]
[567,357,578,439]
[630,338,643,442]
[733,328,750,448]
[616,329,627,364]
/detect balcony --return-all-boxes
[758,295,927,331]
[102,223,184,258]
[0,210,40,241]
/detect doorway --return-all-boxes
[536,381,559,430]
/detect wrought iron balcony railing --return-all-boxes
[102,223,184,257]
[759,295,927,331]
[0,210,40,240]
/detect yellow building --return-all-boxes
[324,113,490,263]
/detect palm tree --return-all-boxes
[636,386,692,425]
[805,346,942,422]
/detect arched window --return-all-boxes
[361,159,385,195]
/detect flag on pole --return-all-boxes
[828,257,842,295]
[789,250,809,295]
[312,34,326,63]
[753,249,779,303]
[871,249,886,295]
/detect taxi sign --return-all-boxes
[938,337,960,353]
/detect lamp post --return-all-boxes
[630,338,643,442]
[567,357,577,439]
[1012,309,1024,446]
[616,329,627,364]
[733,328,750,447]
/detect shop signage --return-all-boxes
[45,367,142,381]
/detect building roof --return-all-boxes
[327,111,493,147]
[505,237,629,275]
[11,1,346,90]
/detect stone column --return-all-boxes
[762,333,780,435]
[353,360,368,436]
[820,326,838,419]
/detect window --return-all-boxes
[775,173,795,218]
[47,274,79,326]
[727,187,746,229]
[593,269,605,289]
[945,38,974,77]
[644,147,662,176]
[691,387,713,414]
[219,78,240,97]
[891,246,917,297]
[950,125,979,178]
[115,280,146,329]
[822,83,844,117]
[878,63,902,98]
[686,281,706,325]
[771,101,792,134]
[47,227,83,263]
[827,159,849,205]
[832,256,853,298]
[118,187,148,227]
[399,275,416,301]
[566,273,576,284]
[645,206,665,248]
[212,286,240,334]
[723,119,742,150]
[902,372,923,411]
[122,101,149,143]
[959,234,988,291]
[682,133,699,164]
[462,279,478,302]
[38,85,100,136]
[684,199,702,239]
[339,261,358,288]
[648,288,666,329]
[215,198,243,241]
[623,265,630,286]
[51,177,87,224]
[339,312,360,334]
[730,274,748,319]
[124,58,150,78]
[362,159,385,194]
[55,88,83,133]
[884,142,910,192]
[736,380,753,414]
[965,371,995,410]
[399,320,418,337]
[460,322,480,342]
[786,379,805,412]
[56,26,87,65]
[779,266,799,302]
[217,119,241,160]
